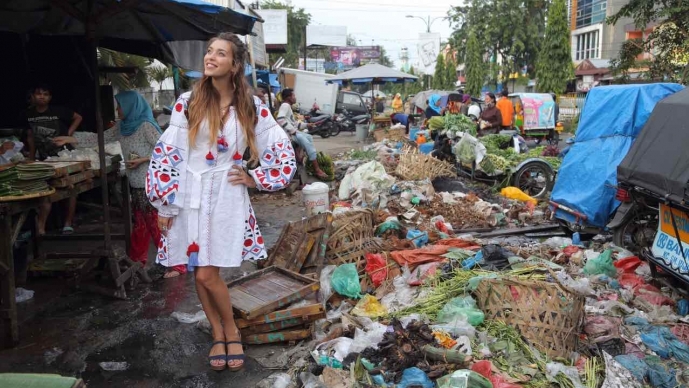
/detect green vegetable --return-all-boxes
[305,151,335,181]
[428,116,445,131]
[444,114,477,136]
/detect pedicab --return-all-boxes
[549,83,684,235]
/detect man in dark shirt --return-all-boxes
[24,84,82,161]
[24,84,82,235]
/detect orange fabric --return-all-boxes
[496,97,515,126]
[435,238,481,250]
[390,245,450,267]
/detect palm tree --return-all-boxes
[147,65,172,91]
[98,48,151,90]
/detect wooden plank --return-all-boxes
[242,328,311,345]
[30,161,90,178]
[240,313,325,334]
[49,170,95,188]
[261,272,307,290]
[265,214,330,271]
[239,281,290,302]
[476,224,560,238]
[229,288,266,311]
[235,304,325,328]
[302,230,325,269]
[290,234,316,273]
[0,215,18,348]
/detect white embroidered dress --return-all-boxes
[146,92,296,268]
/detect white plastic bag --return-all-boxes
[313,337,354,362]
[171,310,206,323]
[319,265,337,305]
[381,276,417,313]
[431,317,476,338]
[15,287,34,303]
[350,322,388,353]
[545,362,585,388]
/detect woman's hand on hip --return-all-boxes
[158,216,173,235]
[228,165,257,188]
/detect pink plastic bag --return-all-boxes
[471,360,522,388]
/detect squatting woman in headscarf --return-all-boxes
[52,91,189,279]
[392,93,403,113]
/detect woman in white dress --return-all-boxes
[146,33,296,371]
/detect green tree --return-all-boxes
[432,54,446,89]
[98,48,151,90]
[465,30,486,96]
[261,0,311,68]
[535,0,572,94]
[445,53,458,89]
[607,0,689,83]
[147,65,172,91]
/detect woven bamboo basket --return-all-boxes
[372,127,405,142]
[475,277,585,358]
[395,148,456,181]
[325,209,384,267]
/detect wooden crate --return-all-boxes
[49,169,95,188]
[34,161,91,178]
[240,313,325,335]
[235,303,325,329]
[242,328,312,345]
[264,213,332,273]
[227,266,319,320]
[372,127,405,142]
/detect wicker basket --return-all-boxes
[475,277,585,358]
[326,209,384,266]
[395,148,456,181]
[372,127,405,142]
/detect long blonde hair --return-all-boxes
[187,33,258,162]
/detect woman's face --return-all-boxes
[485,95,494,104]
[204,39,235,78]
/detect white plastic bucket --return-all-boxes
[302,182,330,216]
[355,123,369,141]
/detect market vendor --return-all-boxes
[52,91,188,279]
[478,92,502,136]
[425,94,444,119]
[23,84,82,235]
[24,84,82,160]
[390,113,411,134]
[496,89,514,130]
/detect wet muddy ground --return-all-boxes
[0,192,306,387]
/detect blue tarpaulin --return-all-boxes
[551,83,684,228]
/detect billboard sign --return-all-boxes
[417,32,441,74]
[306,25,347,47]
[256,9,288,45]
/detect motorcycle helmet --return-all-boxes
[467,105,481,120]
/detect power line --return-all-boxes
[303,7,449,13]
[294,0,453,10]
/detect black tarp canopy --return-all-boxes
[618,87,689,204]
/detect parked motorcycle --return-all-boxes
[335,108,370,133]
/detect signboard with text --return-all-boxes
[256,9,288,45]
[306,25,347,47]
[651,204,689,283]
[329,46,380,69]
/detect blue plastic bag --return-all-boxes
[639,325,689,363]
[646,357,678,388]
[677,299,689,316]
[614,355,648,381]
[397,367,434,388]
[406,229,429,247]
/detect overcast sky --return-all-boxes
[285,0,460,69]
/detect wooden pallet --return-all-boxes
[227,266,319,320]
[242,328,312,345]
[235,303,325,330]
[32,161,91,178]
[264,213,333,273]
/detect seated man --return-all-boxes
[23,84,82,235]
[276,89,328,180]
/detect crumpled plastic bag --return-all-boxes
[351,294,387,318]
[171,310,206,323]
[583,249,618,277]
[614,355,648,382]
[397,367,434,388]
[319,265,337,304]
[471,360,522,388]
[407,262,441,286]
[585,316,621,344]
[545,362,585,388]
[500,186,537,204]
[646,356,679,388]
[364,254,387,288]
[314,337,354,362]
[331,263,362,299]
[639,325,689,363]
[350,322,388,353]
[437,369,492,388]
[603,352,643,388]
[480,244,511,271]
[337,161,395,202]
[431,316,476,339]
[437,296,485,326]
[381,276,417,313]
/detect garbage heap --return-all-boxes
[257,138,689,388]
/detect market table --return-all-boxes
[0,160,133,348]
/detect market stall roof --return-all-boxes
[618,87,689,205]
[326,63,418,85]
[410,90,452,110]
[0,0,259,63]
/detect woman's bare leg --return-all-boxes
[195,267,226,368]
[194,266,243,368]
